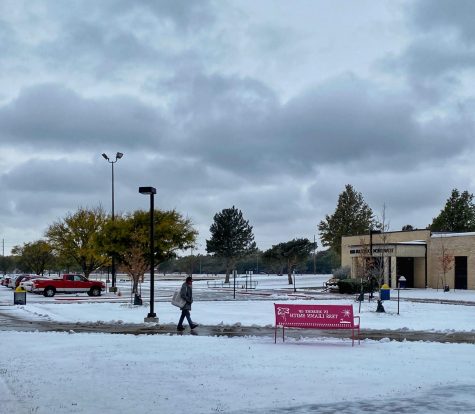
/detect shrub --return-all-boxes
[332,266,350,280]
[337,279,358,294]
[337,278,371,294]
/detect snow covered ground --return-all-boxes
[1,274,474,413]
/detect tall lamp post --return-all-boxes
[102,152,123,292]
[139,186,159,323]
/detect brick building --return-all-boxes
[341,230,474,290]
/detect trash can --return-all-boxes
[14,291,27,305]
[398,276,406,289]
[380,286,390,301]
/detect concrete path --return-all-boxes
[1,311,474,343]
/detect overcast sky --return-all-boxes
[0,0,474,255]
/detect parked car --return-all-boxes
[31,274,105,297]
[20,276,55,292]
[8,275,20,289]
[1,277,11,287]
[14,274,38,289]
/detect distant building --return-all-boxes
[341,230,474,290]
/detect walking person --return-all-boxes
[177,276,198,331]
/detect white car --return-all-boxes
[20,276,56,292]
[8,275,20,289]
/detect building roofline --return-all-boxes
[342,229,430,238]
[348,240,427,248]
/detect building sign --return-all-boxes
[349,247,394,256]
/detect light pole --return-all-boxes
[139,186,159,323]
[102,152,123,292]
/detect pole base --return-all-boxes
[376,300,386,313]
[144,316,159,323]
[109,287,118,293]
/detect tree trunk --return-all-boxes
[132,279,139,294]
[224,258,234,284]
[287,259,293,284]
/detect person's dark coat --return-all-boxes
[180,282,193,311]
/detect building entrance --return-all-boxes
[396,257,414,288]
[454,256,468,290]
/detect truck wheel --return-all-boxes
[43,287,56,297]
[90,287,101,297]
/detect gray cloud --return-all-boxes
[0,0,219,91]
[385,36,475,103]
[0,1,474,254]
[0,84,167,150]
[411,0,475,44]
[382,0,475,102]
[1,158,103,195]
[109,0,216,32]
[175,73,474,179]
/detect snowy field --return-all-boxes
[1,274,475,413]
[2,274,474,332]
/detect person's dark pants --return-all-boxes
[178,309,193,327]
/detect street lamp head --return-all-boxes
[116,152,124,160]
[139,186,157,195]
[102,153,109,161]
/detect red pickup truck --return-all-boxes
[31,274,106,297]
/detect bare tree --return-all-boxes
[354,237,370,281]
[373,204,391,287]
[120,245,149,294]
[437,236,454,291]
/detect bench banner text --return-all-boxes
[275,304,353,328]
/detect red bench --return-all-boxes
[274,303,360,346]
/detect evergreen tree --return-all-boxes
[262,244,286,276]
[263,238,315,284]
[430,189,475,232]
[206,206,256,283]
[318,184,376,257]
[309,249,339,274]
